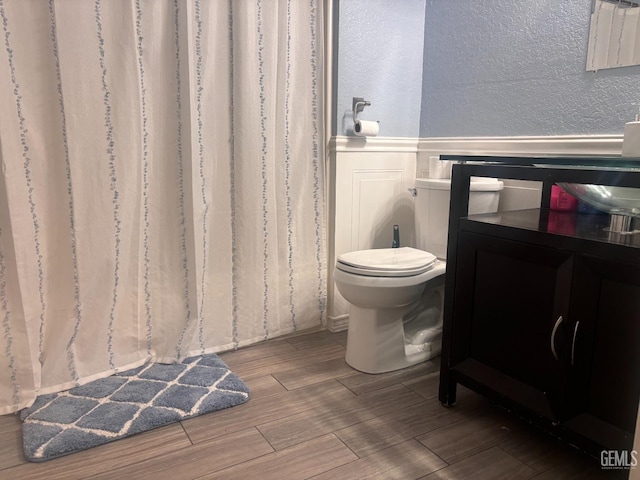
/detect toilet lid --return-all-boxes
[337,247,437,277]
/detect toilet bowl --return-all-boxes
[335,176,503,374]
[334,248,446,373]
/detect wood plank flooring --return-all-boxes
[0,329,628,479]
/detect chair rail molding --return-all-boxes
[417,135,623,163]
[331,136,421,153]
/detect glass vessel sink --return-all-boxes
[558,183,640,217]
[558,183,640,232]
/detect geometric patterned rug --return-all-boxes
[20,353,250,462]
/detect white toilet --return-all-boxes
[334,177,503,374]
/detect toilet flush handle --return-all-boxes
[408,188,417,197]
[392,225,400,248]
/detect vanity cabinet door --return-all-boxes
[563,254,640,451]
[450,231,574,421]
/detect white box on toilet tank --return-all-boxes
[414,178,503,259]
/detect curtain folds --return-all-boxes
[0,0,325,414]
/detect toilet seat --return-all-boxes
[336,247,437,277]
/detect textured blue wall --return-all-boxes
[420,0,640,137]
[337,1,640,138]
[337,0,426,137]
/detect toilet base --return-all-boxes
[345,304,440,374]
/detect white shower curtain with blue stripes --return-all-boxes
[0,0,325,414]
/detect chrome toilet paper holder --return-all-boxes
[352,97,380,136]
[352,97,371,120]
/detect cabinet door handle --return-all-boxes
[571,321,580,366]
[550,315,563,360]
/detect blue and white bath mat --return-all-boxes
[21,353,250,462]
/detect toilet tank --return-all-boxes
[414,177,503,259]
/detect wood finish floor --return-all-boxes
[0,329,628,479]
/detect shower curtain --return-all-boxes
[0,0,325,414]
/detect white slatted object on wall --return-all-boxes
[587,0,640,71]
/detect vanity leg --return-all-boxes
[439,374,457,407]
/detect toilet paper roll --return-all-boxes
[354,119,379,137]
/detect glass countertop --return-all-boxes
[440,155,640,171]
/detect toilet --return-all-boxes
[334,177,503,374]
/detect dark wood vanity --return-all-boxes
[438,156,640,456]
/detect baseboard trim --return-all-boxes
[326,314,349,333]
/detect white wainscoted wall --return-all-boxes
[327,137,420,331]
[326,134,624,332]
